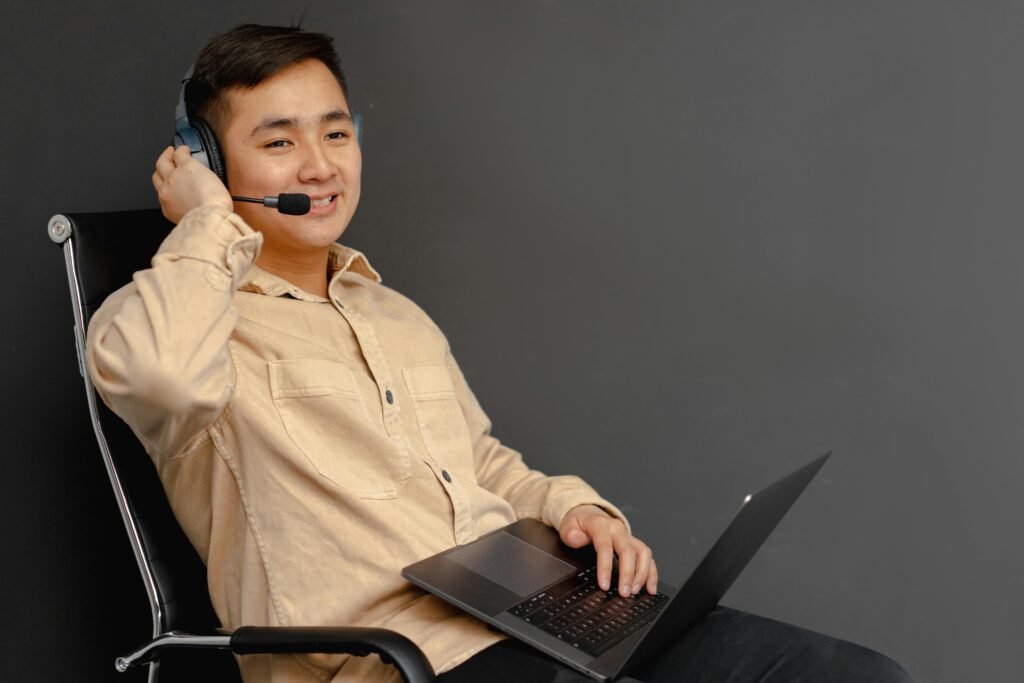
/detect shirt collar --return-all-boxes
[238,243,382,302]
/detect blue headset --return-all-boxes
[173,64,363,184]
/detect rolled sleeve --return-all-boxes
[156,204,262,281]
[86,205,263,457]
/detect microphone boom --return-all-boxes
[231,193,311,216]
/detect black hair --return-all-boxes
[186,24,349,135]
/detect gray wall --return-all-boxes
[2,1,1019,680]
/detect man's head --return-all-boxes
[186,24,349,141]
[184,24,361,260]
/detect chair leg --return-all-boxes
[116,632,232,672]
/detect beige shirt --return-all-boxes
[86,205,627,682]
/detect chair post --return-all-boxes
[49,214,166,682]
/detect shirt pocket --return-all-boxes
[269,359,403,499]
[402,366,475,475]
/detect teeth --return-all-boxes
[312,196,333,208]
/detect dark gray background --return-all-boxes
[2,0,1019,680]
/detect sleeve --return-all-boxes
[445,346,631,533]
[85,204,263,458]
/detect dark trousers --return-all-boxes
[437,606,912,683]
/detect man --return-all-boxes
[87,23,911,683]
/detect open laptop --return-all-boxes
[402,452,831,681]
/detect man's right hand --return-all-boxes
[151,145,233,224]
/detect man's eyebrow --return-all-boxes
[249,110,352,138]
[250,117,295,138]
[322,110,352,124]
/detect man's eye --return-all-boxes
[264,139,291,149]
[326,131,349,141]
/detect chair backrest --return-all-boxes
[48,209,223,638]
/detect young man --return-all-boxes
[88,24,911,683]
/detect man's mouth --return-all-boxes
[311,195,337,208]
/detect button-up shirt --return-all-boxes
[86,205,627,682]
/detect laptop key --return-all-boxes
[508,564,671,656]
[575,602,665,656]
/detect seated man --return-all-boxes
[87,23,911,683]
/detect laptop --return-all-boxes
[402,452,831,681]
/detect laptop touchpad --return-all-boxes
[447,531,576,596]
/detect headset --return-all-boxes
[172,64,363,185]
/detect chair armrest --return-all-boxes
[117,627,435,683]
[231,626,435,683]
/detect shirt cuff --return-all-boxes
[543,487,632,536]
[155,204,262,277]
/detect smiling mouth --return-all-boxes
[311,195,337,208]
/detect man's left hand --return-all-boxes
[558,504,658,597]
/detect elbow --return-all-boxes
[90,343,227,418]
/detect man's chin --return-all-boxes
[262,220,350,248]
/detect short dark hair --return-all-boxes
[186,24,349,135]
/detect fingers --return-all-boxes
[558,513,591,549]
[612,532,654,598]
[172,144,193,164]
[590,525,615,592]
[153,145,193,181]
[559,506,659,598]
[587,520,656,598]
[647,558,660,595]
[615,533,637,597]
[593,524,655,598]
[634,545,653,594]
[152,146,174,191]
[151,145,232,223]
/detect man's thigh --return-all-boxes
[437,607,911,683]
[630,606,912,683]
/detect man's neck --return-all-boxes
[255,247,332,299]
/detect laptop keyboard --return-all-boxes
[506,566,669,657]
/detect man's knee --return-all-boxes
[858,649,913,683]
[830,641,913,683]
[729,609,913,683]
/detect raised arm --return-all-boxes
[86,146,262,457]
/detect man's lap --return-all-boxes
[437,606,912,683]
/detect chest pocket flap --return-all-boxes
[270,359,405,499]
[402,366,475,473]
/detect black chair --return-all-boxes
[47,209,435,683]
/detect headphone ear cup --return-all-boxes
[353,112,363,147]
[194,118,226,183]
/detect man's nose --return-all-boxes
[297,142,335,182]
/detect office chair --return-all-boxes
[47,209,435,683]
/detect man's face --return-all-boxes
[219,59,361,255]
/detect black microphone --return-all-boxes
[231,193,311,216]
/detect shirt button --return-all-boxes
[385,389,394,404]
[442,469,452,483]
